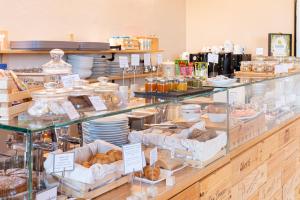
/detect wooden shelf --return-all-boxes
[0,49,163,55]
[88,72,163,82]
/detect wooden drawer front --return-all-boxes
[200,181,231,200]
[261,132,280,161]
[282,150,300,185]
[278,123,297,148]
[283,171,300,200]
[258,172,281,200]
[231,164,267,200]
[270,189,282,200]
[199,164,231,199]
[283,139,299,160]
[266,149,285,178]
[170,182,200,200]
[231,143,262,184]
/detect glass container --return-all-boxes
[240,61,252,72]
[157,79,168,93]
[252,61,266,73]
[192,77,202,88]
[177,78,188,92]
[42,49,72,74]
[145,78,157,93]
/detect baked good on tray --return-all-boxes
[0,168,37,198]
[134,165,161,181]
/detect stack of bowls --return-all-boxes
[67,55,94,78]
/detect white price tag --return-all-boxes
[62,101,80,120]
[122,143,143,174]
[275,64,288,74]
[61,74,80,88]
[88,96,107,111]
[52,152,75,173]
[157,54,163,65]
[149,147,158,166]
[119,56,129,68]
[142,151,146,167]
[131,54,140,66]
[144,53,151,66]
[256,48,264,55]
[208,53,219,64]
[36,187,57,200]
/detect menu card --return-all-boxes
[131,54,140,66]
[52,152,75,173]
[88,96,107,111]
[157,54,163,65]
[122,143,143,174]
[256,48,264,55]
[119,56,129,68]
[36,186,57,200]
[149,147,158,166]
[61,101,80,120]
[144,54,151,66]
[61,74,80,88]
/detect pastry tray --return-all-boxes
[134,87,214,99]
[10,41,79,50]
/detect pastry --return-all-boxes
[106,149,123,162]
[82,161,91,168]
[144,165,160,181]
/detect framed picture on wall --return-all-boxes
[268,33,292,56]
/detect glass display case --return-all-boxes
[0,72,299,199]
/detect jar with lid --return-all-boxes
[145,78,157,93]
[265,61,278,73]
[166,78,174,92]
[42,49,72,74]
[187,76,194,88]
[177,78,188,92]
[28,82,71,119]
[157,79,168,93]
[251,61,265,73]
[240,61,252,72]
[192,77,202,88]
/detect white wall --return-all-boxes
[186,0,295,55]
[0,0,186,67]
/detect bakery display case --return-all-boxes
[0,72,299,199]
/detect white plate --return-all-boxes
[134,169,168,184]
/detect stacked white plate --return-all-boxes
[108,61,123,75]
[67,55,94,78]
[82,114,129,147]
[91,56,109,78]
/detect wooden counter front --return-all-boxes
[96,116,300,200]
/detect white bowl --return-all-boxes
[72,69,92,79]
[181,104,201,122]
[207,113,227,123]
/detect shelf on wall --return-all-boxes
[88,72,163,82]
[0,49,164,54]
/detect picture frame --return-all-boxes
[268,33,292,56]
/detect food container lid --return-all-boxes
[32,82,70,99]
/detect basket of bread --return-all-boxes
[44,140,128,197]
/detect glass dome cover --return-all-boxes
[42,49,72,74]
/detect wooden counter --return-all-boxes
[96,115,300,200]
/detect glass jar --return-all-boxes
[240,61,252,72]
[177,78,188,92]
[187,76,194,88]
[68,80,95,110]
[145,78,157,93]
[265,61,278,73]
[252,61,265,73]
[192,77,202,88]
[28,82,71,119]
[157,79,168,93]
[166,78,174,92]
[42,49,72,74]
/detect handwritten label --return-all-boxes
[144,53,151,66]
[36,186,58,200]
[61,74,80,88]
[122,143,143,174]
[208,53,219,64]
[275,64,289,74]
[157,54,163,65]
[62,101,80,120]
[53,152,75,173]
[131,54,140,66]
[256,48,264,55]
[119,56,129,68]
[149,147,158,166]
[88,96,107,111]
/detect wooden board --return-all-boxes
[169,182,200,200]
[88,72,163,82]
[235,71,276,77]
[60,175,130,199]
[0,49,164,54]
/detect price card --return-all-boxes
[275,64,288,74]
[142,151,146,167]
[61,101,80,120]
[36,186,57,200]
[144,53,151,66]
[88,96,107,111]
[157,54,163,65]
[149,147,158,166]
[119,56,129,68]
[52,152,75,173]
[61,74,80,88]
[131,54,140,66]
[256,48,264,55]
[122,143,143,174]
